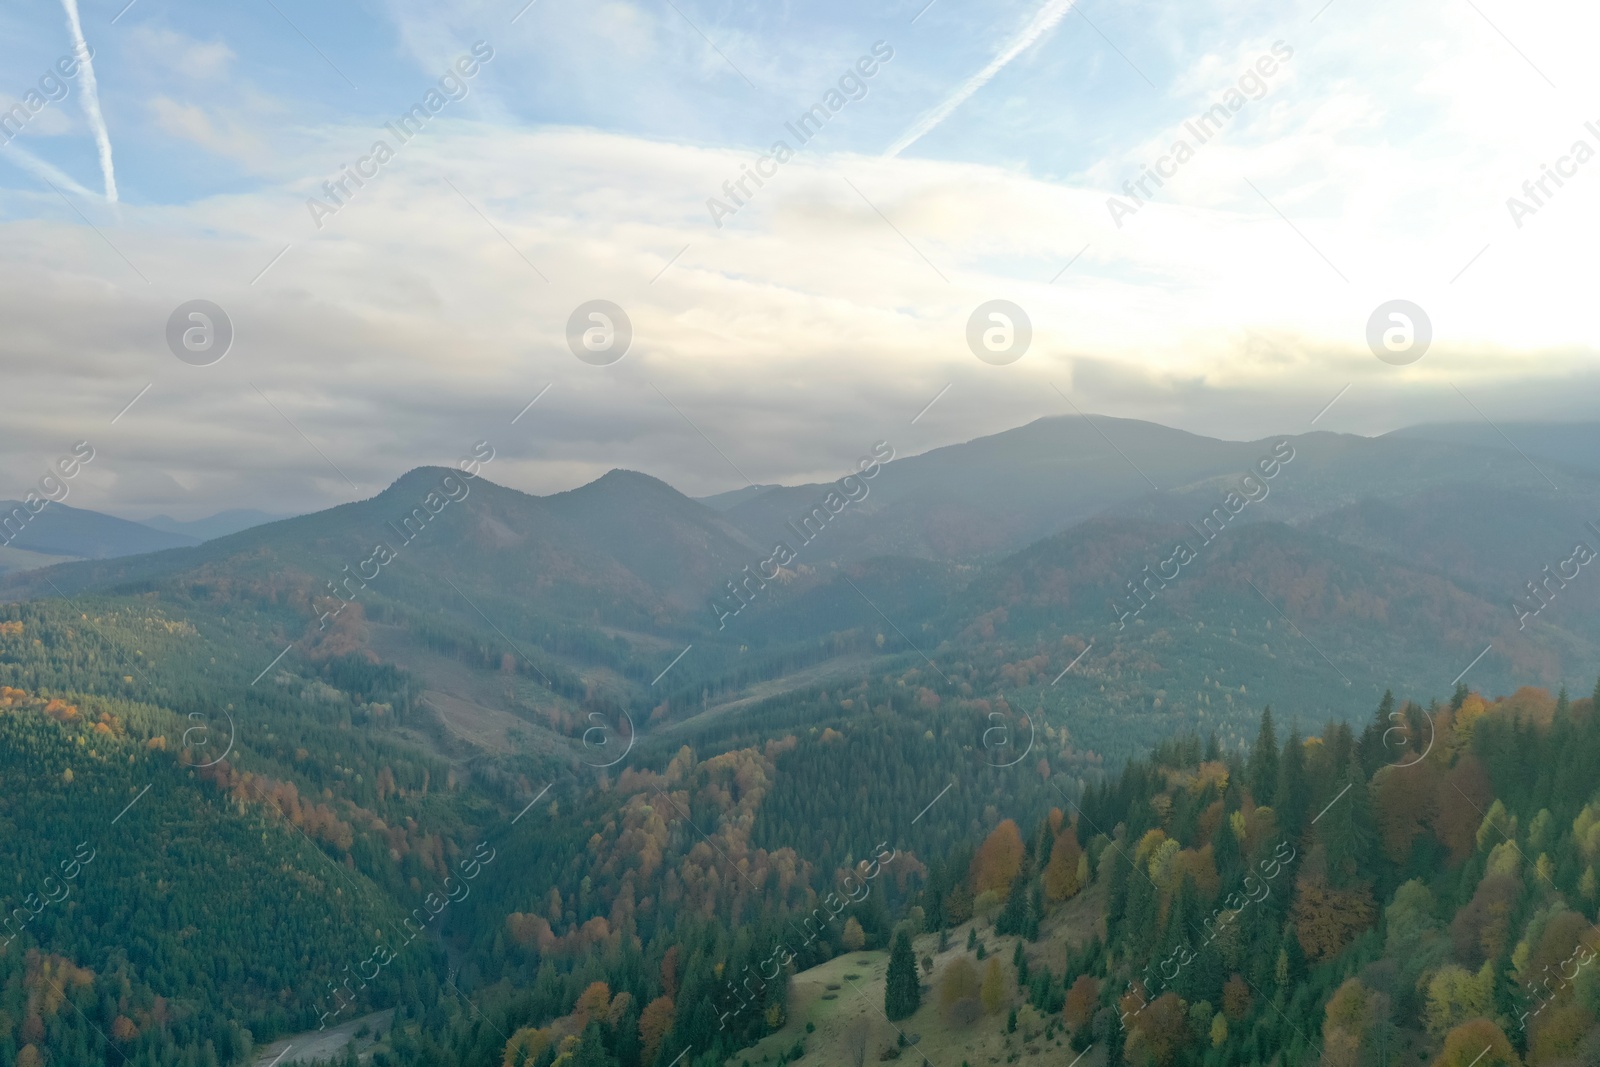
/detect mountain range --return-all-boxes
[5,414,1597,767]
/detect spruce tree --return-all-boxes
[885,929,921,1020]
[1359,690,1396,776]
[1249,707,1279,807]
[1320,757,1374,887]
[995,873,1028,936]
[1276,726,1309,836]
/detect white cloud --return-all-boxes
[149,97,269,166]
[1,108,1597,517]
[3,0,1599,517]
[126,27,237,80]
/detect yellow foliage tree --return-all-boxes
[1425,963,1495,1036]
[502,1026,551,1067]
[980,957,1006,1015]
[940,957,980,1022]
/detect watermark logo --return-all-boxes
[980,708,1035,767]
[578,709,636,768]
[181,706,236,768]
[705,42,895,228]
[166,300,233,366]
[1106,42,1294,228]
[1366,299,1430,365]
[966,300,1031,365]
[567,300,632,366]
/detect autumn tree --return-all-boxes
[1127,992,1189,1067]
[1044,828,1083,902]
[1063,974,1099,1032]
[1432,1019,1520,1067]
[981,956,1006,1015]
[842,916,866,952]
[1222,974,1251,1020]
[971,819,1025,898]
[1321,978,1389,1067]
[1425,963,1495,1035]
[572,981,612,1029]
[1291,858,1375,962]
[940,957,981,1025]
[637,996,674,1064]
[502,1026,552,1067]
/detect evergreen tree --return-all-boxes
[1320,758,1375,887]
[995,872,1029,936]
[1249,708,1279,807]
[1276,726,1309,837]
[885,929,921,1021]
[1359,690,1396,776]
[1212,804,1242,883]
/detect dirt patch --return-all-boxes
[253,1008,393,1065]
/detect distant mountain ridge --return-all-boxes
[137,509,288,541]
[0,498,197,568]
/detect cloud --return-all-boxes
[4,0,1600,517]
[149,97,268,166]
[126,27,236,80]
[0,115,1595,518]
[884,0,1078,158]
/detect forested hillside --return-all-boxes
[374,680,1600,1067]
[3,418,1600,1067]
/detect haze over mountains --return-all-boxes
[0,501,287,575]
[6,414,1597,766]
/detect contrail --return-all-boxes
[0,142,100,199]
[885,0,1077,158]
[59,0,117,201]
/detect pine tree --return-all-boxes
[1249,708,1279,807]
[885,929,921,1021]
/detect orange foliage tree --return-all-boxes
[1432,1019,1520,1067]
[971,819,1025,898]
[1064,974,1099,1032]
[638,995,675,1064]
[1044,828,1084,902]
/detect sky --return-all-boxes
[1,0,1597,518]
